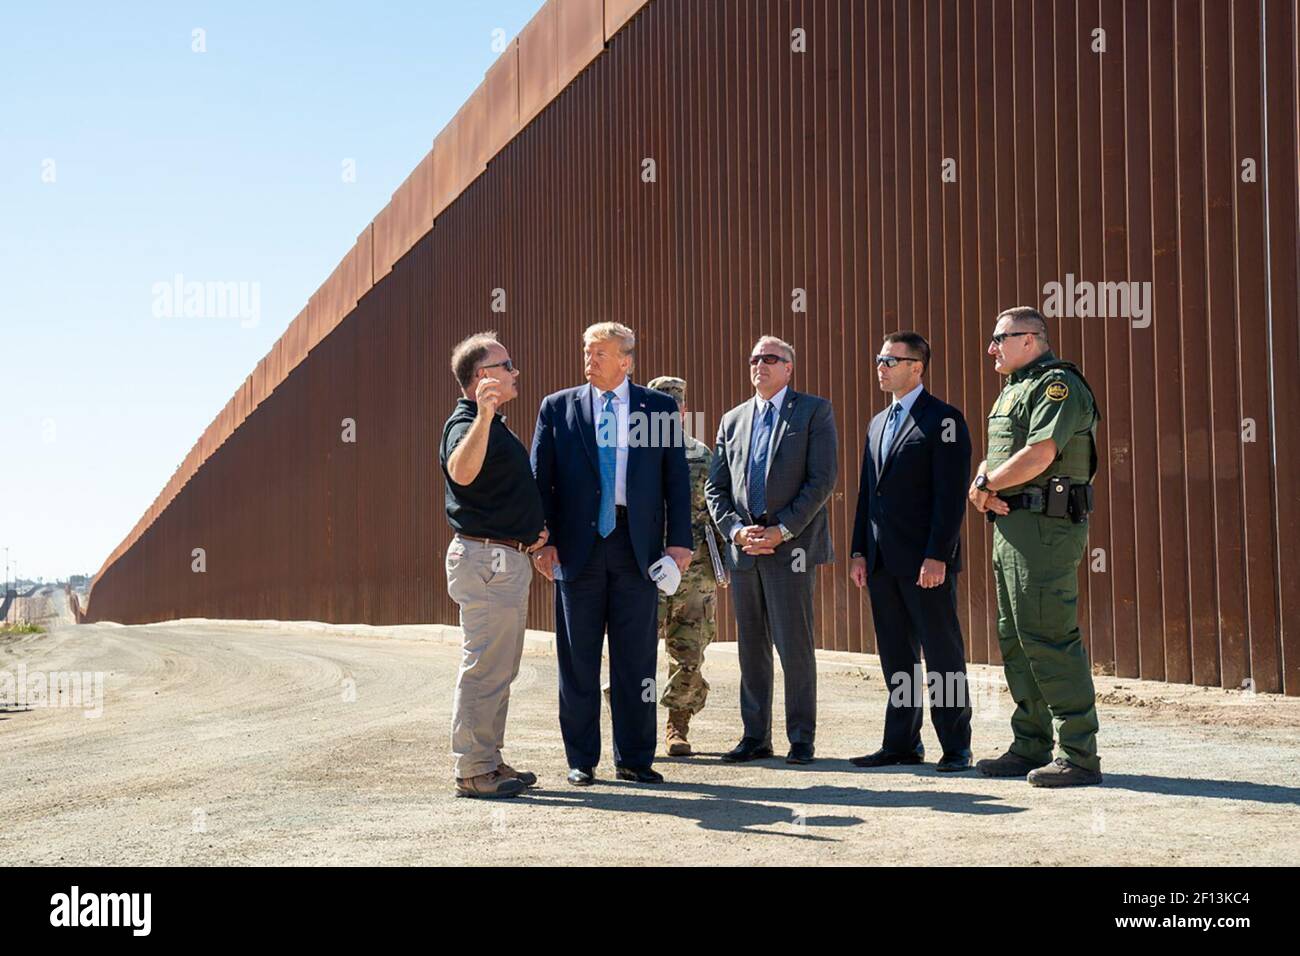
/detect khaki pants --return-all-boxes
[445,535,533,778]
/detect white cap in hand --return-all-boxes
[648,555,682,596]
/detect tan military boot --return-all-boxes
[454,769,526,799]
[497,762,538,788]
[1026,757,1103,788]
[665,710,692,756]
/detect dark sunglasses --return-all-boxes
[478,359,516,374]
[875,355,922,368]
[989,331,1038,347]
[749,353,790,366]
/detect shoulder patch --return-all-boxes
[1045,381,1069,402]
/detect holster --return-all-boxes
[1068,483,1094,524]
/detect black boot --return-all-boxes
[975,749,1049,778]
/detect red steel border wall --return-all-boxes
[86,0,1300,696]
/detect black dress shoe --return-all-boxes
[936,749,973,772]
[615,765,664,783]
[721,738,774,762]
[849,746,925,768]
[785,743,815,764]
[567,767,595,786]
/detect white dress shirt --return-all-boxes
[590,377,630,506]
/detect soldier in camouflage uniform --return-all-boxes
[646,376,718,757]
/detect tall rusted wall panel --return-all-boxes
[87,0,1300,695]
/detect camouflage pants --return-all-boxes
[658,586,717,715]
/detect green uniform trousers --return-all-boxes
[992,509,1100,772]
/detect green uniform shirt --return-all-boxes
[988,351,1097,494]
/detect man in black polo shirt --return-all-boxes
[441,332,547,799]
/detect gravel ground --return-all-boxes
[2,619,1297,866]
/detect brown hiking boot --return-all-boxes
[665,710,692,756]
[454,769,526,799]
[1027,757,1103,788]
[976,749,1050,778]
[497,762,538,787]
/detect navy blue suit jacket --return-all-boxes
[531,381,693,581]
[850,389,972,578]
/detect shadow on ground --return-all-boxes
[673,756,1300,806]
[520,777,1021,840]
[1101,773,1300,805]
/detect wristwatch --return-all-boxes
[974,474,991,493]
[778,523,794,543]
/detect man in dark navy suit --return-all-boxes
[849,331,974,772]
[530,322,693,786]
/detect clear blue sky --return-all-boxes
[0,0,544,583]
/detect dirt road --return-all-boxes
[12,587,78,628]
[2,620,1297,865]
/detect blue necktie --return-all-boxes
[597,390,617,537]
[880,402,902,464]
[748,401,775,519]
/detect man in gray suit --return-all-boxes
[706,335,838,764]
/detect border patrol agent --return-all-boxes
[967,306,1103,788]
[646,375,718,756]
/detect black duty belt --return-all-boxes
[985,489,1046,523]
[988,479,1094,524]
[1000,491,1045,513]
